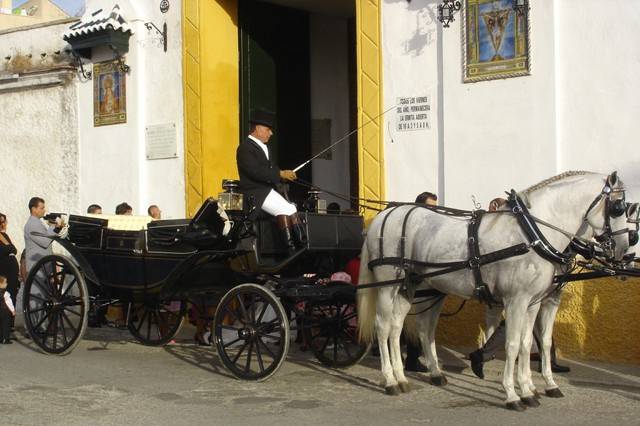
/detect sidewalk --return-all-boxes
[0,326,638,425]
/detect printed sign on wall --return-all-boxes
[396,96,430,132]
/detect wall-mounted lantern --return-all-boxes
[437,0,462,28]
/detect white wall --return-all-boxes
[382,0,558,208]
[555,0,640,197]
[77,0,185,218]
[382,0,440,204]
[442,2,557,208]
[382,1,640,208]
[309,15,352,210]
[0,21,79,254]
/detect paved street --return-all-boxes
[1,324,639,426]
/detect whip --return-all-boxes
[293,104,397,173]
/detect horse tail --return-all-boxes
[357,242,378,344]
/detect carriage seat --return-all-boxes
[180,198,229,248]
[88,214,153,231]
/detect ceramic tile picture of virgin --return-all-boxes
[93,60,127,126]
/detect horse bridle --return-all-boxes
[582,173,638,260]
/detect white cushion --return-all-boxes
[87,214,153,231]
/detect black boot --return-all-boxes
[289,213,307,248]
[276,215,296,255]
[405,340,428,372]
[469,349,485,379]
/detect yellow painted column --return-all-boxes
[356,0,385,221]
[183,0,239,216]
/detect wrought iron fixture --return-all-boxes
[70,49,92,80]
[513,0,530,16]
[437,0,462,28]
[145,21,168,53]
[110,46,131,73]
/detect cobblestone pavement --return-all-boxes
[1,325,639,426]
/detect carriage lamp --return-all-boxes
[304,189,327,214]
[437,0,462,28]
[513,0,530,16]
[218,179,243,211]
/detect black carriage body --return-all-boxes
[25,198,370,374]
[65,201,364,301]
[65,200,239,302]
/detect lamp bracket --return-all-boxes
[144,21,168,52]
[70,49,92,80]
[110,46,131,73]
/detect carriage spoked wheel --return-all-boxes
[302,293,371,368]
[213,283,290,381]
[23,254,89,355]
[127,300,186,346]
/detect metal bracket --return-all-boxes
[70,49,92,80]
[145,21,168,52]
[109,46,131,73]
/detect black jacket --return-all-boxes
[236,137,281,212]
[0,232,18,294]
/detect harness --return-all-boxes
[364,172,633,308]
[363,204,529,307]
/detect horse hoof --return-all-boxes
[521,396,541,408]
[430,375,447,386]
[533,390,541,399]
[385,385,401,396]
[506,401,527,412]
[398,382,411,393]
[545,388,564,398]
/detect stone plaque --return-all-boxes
[146,123,177,160]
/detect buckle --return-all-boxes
[468,257,480,268]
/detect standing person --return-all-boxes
[236,109,302,252]
[0,276,16,343]
[405,191,439,372]
[0,213,19,331]
[148,205,161,220]
[24,197,63,273]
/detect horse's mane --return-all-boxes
[522,171,594,195]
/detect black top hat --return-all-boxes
[249,109,277,129]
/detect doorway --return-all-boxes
[239,0,357,209]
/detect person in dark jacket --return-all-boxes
[236,109,303,251]
[0,275,16,343]
[0,213,19,330]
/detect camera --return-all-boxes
[44,212,64,224]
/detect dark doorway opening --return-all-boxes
[239,0,357,210]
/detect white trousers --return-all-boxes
[262,189,297,216]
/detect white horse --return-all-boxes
[357,171,631,410]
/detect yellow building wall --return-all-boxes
[182,0,239,216]
[436,277,640,365]
[356,0,385,221]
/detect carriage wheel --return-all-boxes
[23,255,89,355]
[127,300,186,346]
[303,297,371,368]
[213,283,289,381]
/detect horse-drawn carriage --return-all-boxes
[23,182,369,381]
